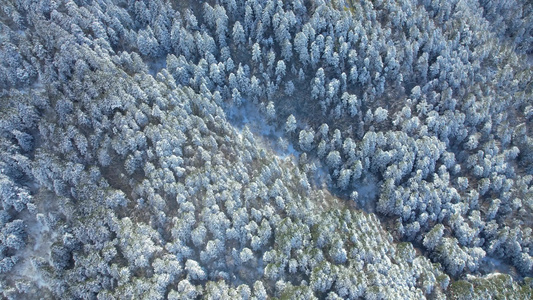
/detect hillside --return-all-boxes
[0,0,532,299]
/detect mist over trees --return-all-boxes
[0,0,532,299]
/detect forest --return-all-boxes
[0,0,532,299]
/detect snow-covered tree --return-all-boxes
[299,129,315,151]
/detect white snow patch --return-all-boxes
[147,56,167,77]
[310,165,330,189]
[11,213,54,290]
[480,256,520,279]
[278,142,300,160]
[485,272,504,279]
[226,98,300,162]
[354,176,379,213]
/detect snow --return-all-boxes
[281,143,300,159]
[354,175,379,213]
[310,165,330,189]
[13,215,54,289]
[226,98,300,162]
[484,272,503,279]
[479,256,521,280]
[147,56,167,77]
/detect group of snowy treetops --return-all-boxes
[0,0,532,299]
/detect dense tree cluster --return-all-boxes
[0,0,531,299]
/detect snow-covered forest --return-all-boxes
[0,0,532,298]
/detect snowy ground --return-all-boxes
[479,257,521,280]
[354,175,379,213]
[13,212,54,289]
[147,56,167,77]
[225,98,300,163]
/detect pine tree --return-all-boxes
[232,21,246,46]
